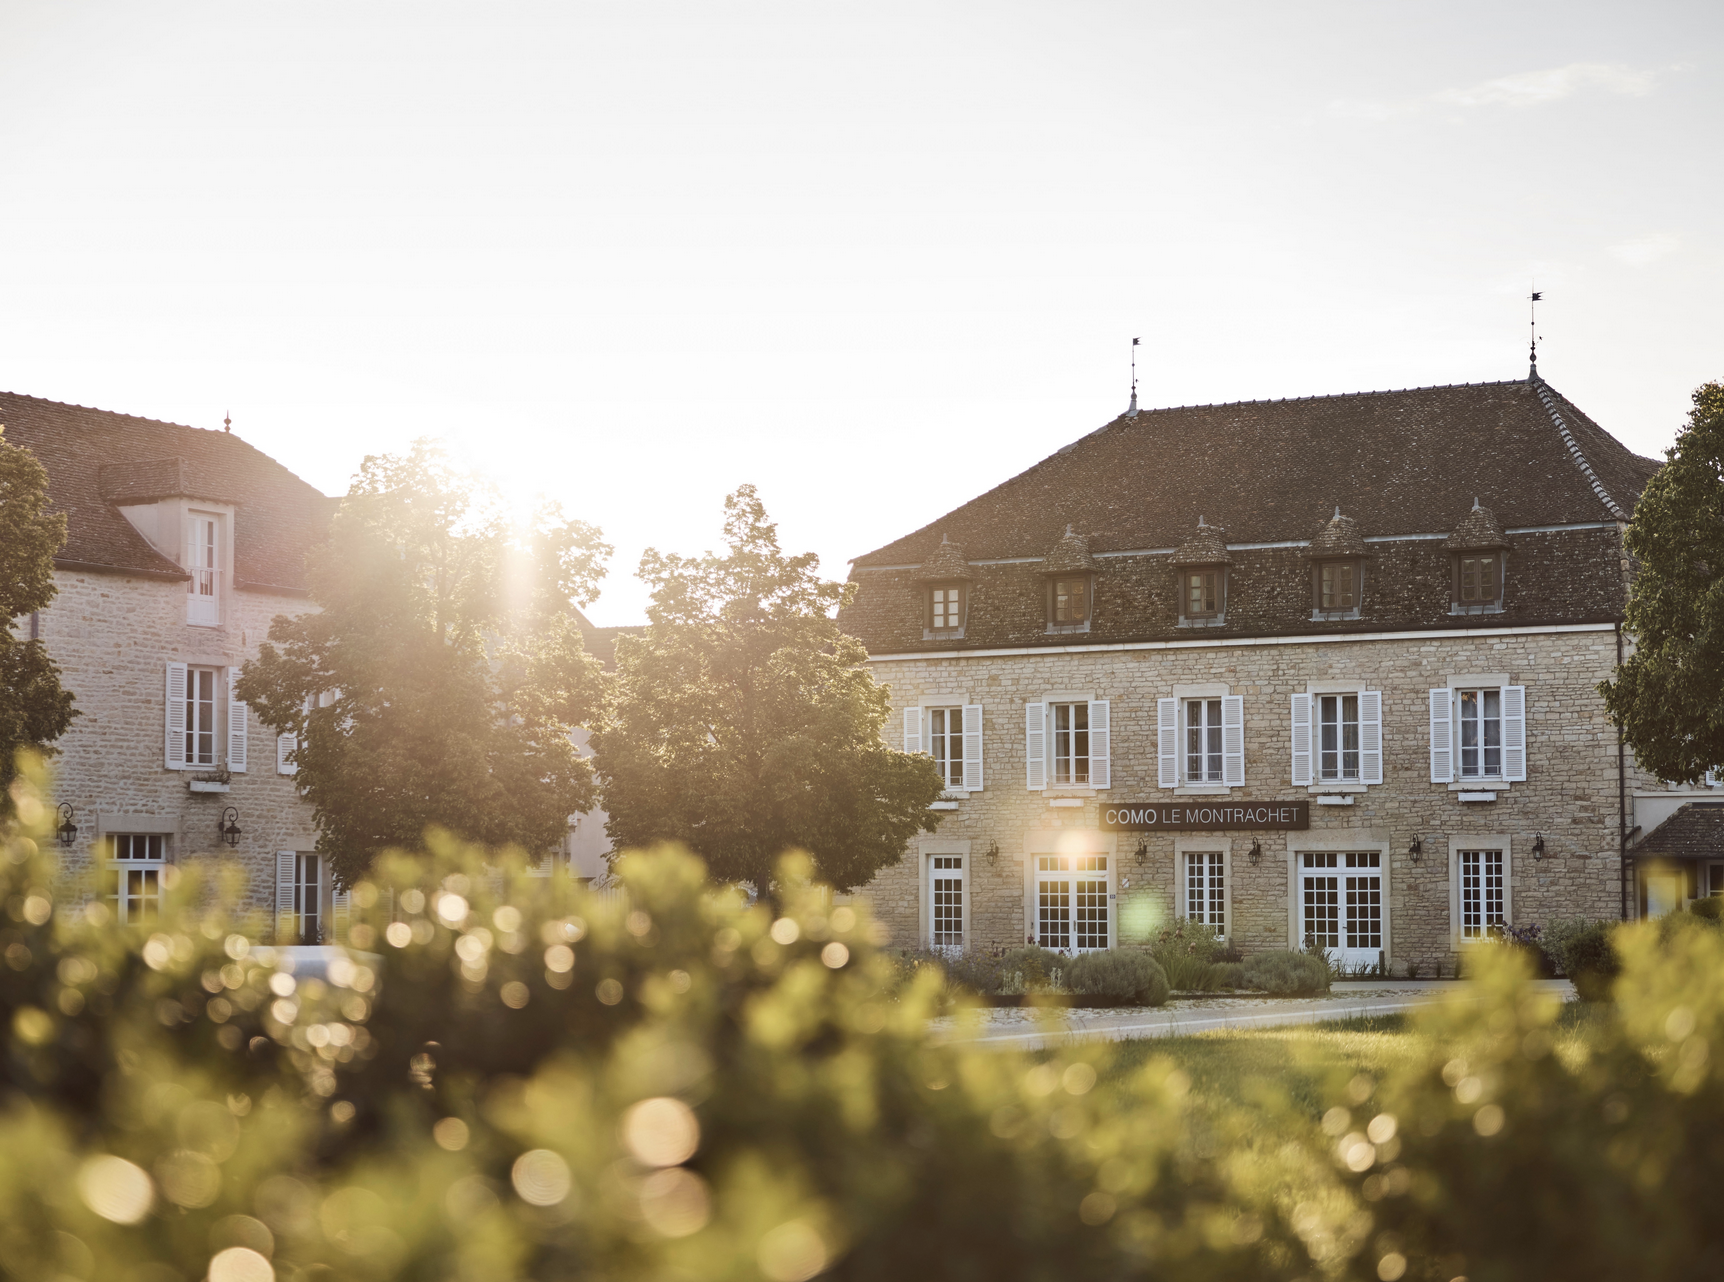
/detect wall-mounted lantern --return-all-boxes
[1532,833,1546,861]
[1248,838,1262,867]
[1134,840,1148,867]
[986,841,999,867]
[220,807,243,848]
[1408,835,1423,864]
[56,804,78,848]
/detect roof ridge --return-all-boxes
[1532,380,1628,521]
[0,388,218,436]
[1118,377,1531,419]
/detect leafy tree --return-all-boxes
[594,486,944,896]
[1601,381,1724,783]
[0,426,75,793]
[238,441,609,886]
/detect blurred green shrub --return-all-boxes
[1064,950,1168,1006]
[1242,950,1331,996]
[1559,921,1623,1001]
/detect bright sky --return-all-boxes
[2,2,1719,624]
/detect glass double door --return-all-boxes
[1036,854,1109,952]
[1300,852,1383,968]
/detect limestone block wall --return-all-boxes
[36,570,320,921]
[863,625,1628,969]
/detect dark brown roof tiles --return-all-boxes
[1446,502,1511,551]
[916,536,974,582]
[1169,521,1232,567]
[1043,526,1099,575]
[1306,510,1370,561]
[1635,803,1724,861]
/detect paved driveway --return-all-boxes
[931,980,1577,1051]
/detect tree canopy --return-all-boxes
[594,486,944,895]
[238,441,608,886]
[0,425,75,794]
[1601,381,1724,783]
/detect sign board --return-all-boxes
[1099,801,1309,832]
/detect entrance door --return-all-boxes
[1036,854,1109,952]
[1643,871,1683,918]
[1300,852,1383,968]
[929,855,965,953]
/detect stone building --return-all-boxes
[839,368,1716,969]
[4,392,337,942]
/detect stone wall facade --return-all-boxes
[38,568,319,927]
[860,622,1631,970]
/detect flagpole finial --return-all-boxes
[1528,287,1543,380]
[1127,336,1140,417]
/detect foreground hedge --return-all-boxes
[4,766,1724,1281]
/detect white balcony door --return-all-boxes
[187,514,221,625]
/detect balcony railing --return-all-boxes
[186,567,221,626]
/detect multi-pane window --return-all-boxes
[185,667,218,766]
[1051,702,1090,785]
[929,585,965,631]
[293,853,324,945]
[1459,555,1499,604]
[1052,577,1089,626]
[931,855,963,949]
[1185,852,1225,936]
[1036,854,1108,952]
[187,515,221,626]
[1457,688,1502,778]
[1185,570,1220,618]
[1186,698,1223,783]
[928,707,965,790]
[1459,849,1505,939]
[1319,562,1357,611]
[1318,694,1360,781]
[108,835,166,924]
[1301,852,1382,959]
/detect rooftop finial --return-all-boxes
[223,410,231,434]
[1333,505,1341,520]
[1198,514,1206,527]
[1065,524,1074,537]
[1528,286,1543,380]
[1127,336,1140,417]
[1473,495,1481,511]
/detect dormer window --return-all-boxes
[1446,499,1509,615]
[1307,508,1368,621]
[186,512,223,626]
[914,534,974,641]
[1042,525,1099,635]
[1171,518,1231,628]
[928,584,967,632]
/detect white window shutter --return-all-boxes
[227,682,248,773]
[332,883,351,944]
[962,704,984,791]
[1157,698,1179,789]
[277,733,298,775]
[276,852,298,942]
[1429,688,1454,783]
[165,662,188,769]
[1025,702,1046,790]
[1088,700,1110,789]
[903,706,922,754]
[1221,695,1245,787]
[1359,690,1383,785]
[1502,685,1527,781]
[1290,694,1312,786]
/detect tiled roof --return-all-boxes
[1446,502,1510,551]
[0,391,332,592]
[853,378,1657,568]
[1306,510,1370,561]
[1634,803,1724,861]
[1042,526,1098,575]
[840,376,1657,653]
[916,536,974,581]
[1170,521,1232,567]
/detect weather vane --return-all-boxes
[1127,336,1140,417]
[1528,287,1543,378]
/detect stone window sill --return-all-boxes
[1308,783,1368,794]
[1177,615,1226,628]
[1174,785,1232,796]
[923,628,966,641]
[1448,780,1510,792]
[1449,603,1505,616]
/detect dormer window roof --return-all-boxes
[1172,518,1230,626]
[1447,499,1509,613]
[1042,525,1099,576]
[1444,499,1510,553]
[915,534,974,584]
[1170,518,1232,569]
[1043,526,1097,633]
[1307,508,1370,620]
[916,535,973,638]
[1306,508,1370,562]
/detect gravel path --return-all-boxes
[930,980,1577,1050]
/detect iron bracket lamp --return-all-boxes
[1134,840,1148,867]
[1248,838,1262,867]
[1532,832,1546,861]
[986,841,999,867]
[1408,835,1423,863]
[56,804,78,848]
[220,807,243,848]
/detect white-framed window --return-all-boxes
[1178,567,1226,625]
[930,854,964,950]
[1046,576,1093,634]
[1428,684,1526,784]
[185,666,218,766]
[107,834,167,924]
[1300,851,1382,963]
[186,512,222,626]
[1290,691,1383,787]
[1458,848,1505,940]
[905,704,983,792]
[1184,851,1226,937]
[1035,854,1109,952]
[165,662,246,772]
[1024,700,1109,790]
[1158,695,1244,788]
[928,584,966,634]
[276,851,348,944]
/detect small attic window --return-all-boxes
[1042,525,1098,635]
[927,584,967,633]
[1320,562,1357,611]
[1184,569,1222,619]
[1446,500,1509,616]
[1172,518,1230,628]
[1458,555,1500,604]
[1307,508,1368,622]
[915,535,973,640]
[1050,576,1091,628]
